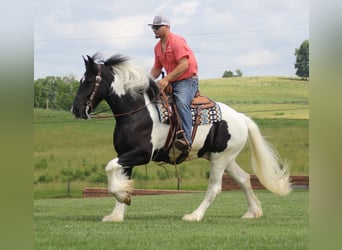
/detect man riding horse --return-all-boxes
[149,15,199,154]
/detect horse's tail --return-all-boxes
[242,115,292,195]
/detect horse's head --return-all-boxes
[71,54,114,119]
[72,53,158,119]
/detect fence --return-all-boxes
[83,174,309,198]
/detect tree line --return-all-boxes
[34,76,111,112]
[34,76,80,111]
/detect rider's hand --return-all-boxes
[158,78,169,90]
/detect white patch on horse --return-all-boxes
[143,93,169,152]
[111,63,149,97]
[105,158,133,203]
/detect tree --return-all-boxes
[33,76,58,109]
[222,69,243,78]
[235,69,243,77]
[222,70,234,78]
[295,39,309,80]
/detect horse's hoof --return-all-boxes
[242,210,262,219]
[124,195,131,206]
[182,214,201,222]
[102,214,124,222]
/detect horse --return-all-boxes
[71,53,291,222]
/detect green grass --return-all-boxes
[34,76,309,198]
[34,190,308,250]
[200,76,308,104]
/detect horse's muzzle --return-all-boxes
[70,104,90,119]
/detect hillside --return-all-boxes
[200,76,309,119]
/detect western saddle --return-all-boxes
[159,88,215,164]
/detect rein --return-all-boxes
[89,103,155,119]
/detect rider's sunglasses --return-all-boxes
[151,25,164,31]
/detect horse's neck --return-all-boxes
[105,92,146,117]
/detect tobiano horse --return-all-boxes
[71,53,291,222]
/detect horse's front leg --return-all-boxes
[102,201,127,222]
[102,158,133,222]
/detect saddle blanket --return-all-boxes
[156,102,222,125]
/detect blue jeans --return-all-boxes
[172,77,199,145]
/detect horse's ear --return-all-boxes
[87,55,95,63]
[82,55,88,66]
[83,55,95,69]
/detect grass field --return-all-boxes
[34,190,308,250]
[34,76,309,198]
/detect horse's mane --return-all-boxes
[103,54,151,98]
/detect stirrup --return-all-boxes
[174,138,190,151]
[176,130,185,137]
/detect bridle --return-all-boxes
[85,63,160,119]
[85,64,102,118]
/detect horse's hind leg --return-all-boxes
[225,161,263,219]
[182,155,228,222]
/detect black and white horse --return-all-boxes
[71,54,291,222]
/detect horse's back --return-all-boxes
[217,102,249,148]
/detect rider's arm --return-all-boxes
[150,66,162,80]
[163,57,188,83]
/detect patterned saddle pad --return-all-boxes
[156,102,222,125]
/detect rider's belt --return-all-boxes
[190,74,198,79]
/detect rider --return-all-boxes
[148,15,199,152]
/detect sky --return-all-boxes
[34,0,309,80]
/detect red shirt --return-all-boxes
[153,32,198,82]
